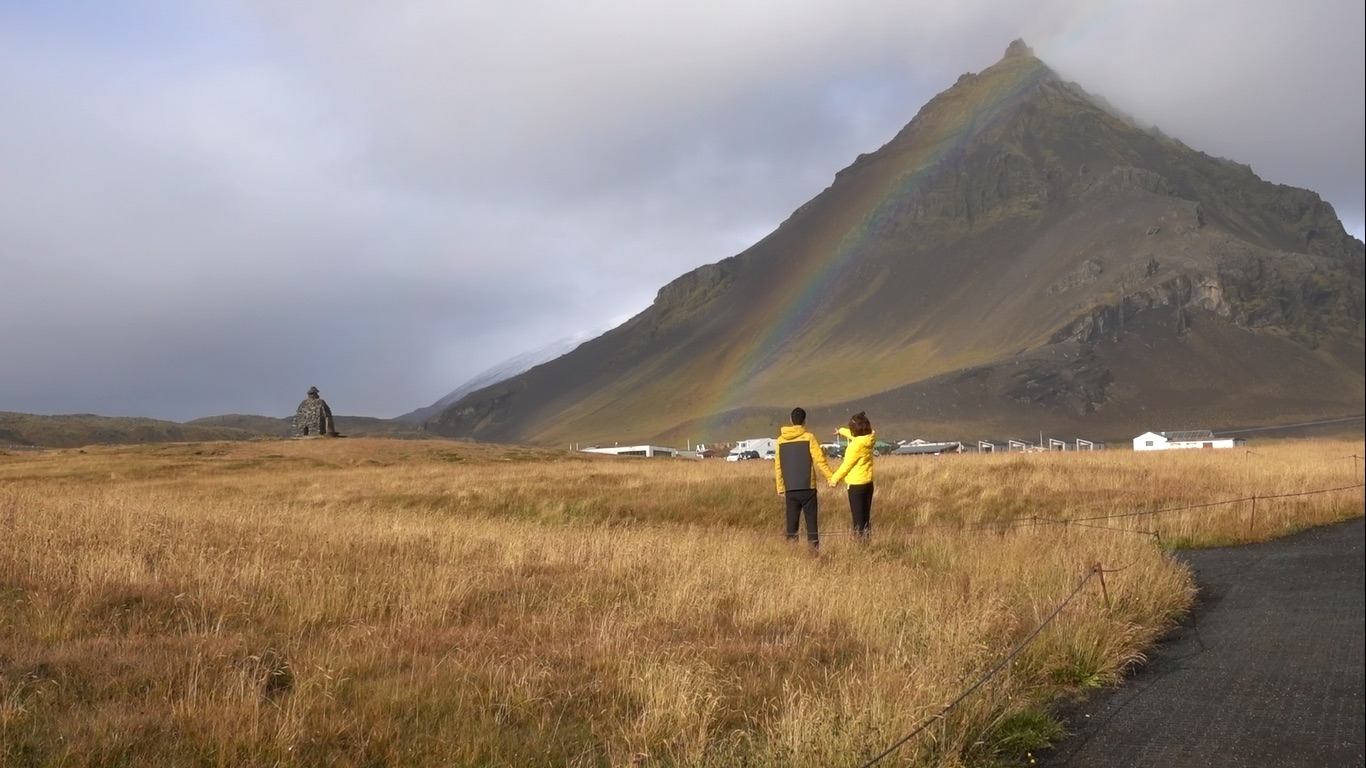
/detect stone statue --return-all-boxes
[293,386,336,437]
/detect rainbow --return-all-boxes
[694,50,1059,441]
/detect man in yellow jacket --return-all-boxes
[775,407,835,550]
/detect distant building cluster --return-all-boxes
[576,428,1246,458]
[975,438,1101,453]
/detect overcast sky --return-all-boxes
[2,0,1362,421]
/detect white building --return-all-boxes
[728,437,778,458]
[1132,430,1243,451]
[581,445,680,458]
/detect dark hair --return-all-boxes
[848,411,872,437]
[790,407,807,425]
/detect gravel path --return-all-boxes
[1038,516,1365,768]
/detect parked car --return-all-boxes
[726,450,762,461]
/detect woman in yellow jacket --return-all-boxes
[829,411,875,539]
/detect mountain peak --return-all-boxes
[425,42,1365,447]
[1003,38,1035,59]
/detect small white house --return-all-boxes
[728,437,778,458]
[1133,430,1243,451]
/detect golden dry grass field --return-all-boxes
[1,437,1362,767]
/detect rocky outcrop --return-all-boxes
[1004,353,1114,414]
[1080,166,1180,199]
[1215,250,1365,340]
[652,259,735,310]
[1051,275,1201,344]
[1052,247,1363,349]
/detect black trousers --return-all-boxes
[784,489,819,548]
[848,482,874,538]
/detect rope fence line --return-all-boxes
[857,566,1103,768]
[725,481,1362,545]
[1031,516,1162,541]
[695,453,1362,543]
[856,481,1366,536]
[1095,556,1144,573]
[554,482,1360,550]
[1069,482,1364,524]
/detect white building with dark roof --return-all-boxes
[728,437,778,459]
[1133,430,1244,451]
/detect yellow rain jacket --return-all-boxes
[831,427,876,486]
[774,424,834,493]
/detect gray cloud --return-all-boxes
[2,1,1361,420]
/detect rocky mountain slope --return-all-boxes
[398,331,595,423]
[426,40,1364,446]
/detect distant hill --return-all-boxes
[425,39,1364,447]
[0,412,260,449]
[0,411,430,449]
[398,331,597,422]
[183,414,296,436]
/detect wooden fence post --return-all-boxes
[1094,563,1111,612]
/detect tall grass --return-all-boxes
[0,438,1361,767]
